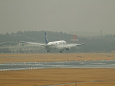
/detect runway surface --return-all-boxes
[0,60,115,71]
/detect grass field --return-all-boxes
[0,53,115,86]
[0,68,115,86]
[0,53,115,62]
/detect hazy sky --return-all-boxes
[0,0,115,35]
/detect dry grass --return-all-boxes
[0,68,115,86]
[0,53,115,62]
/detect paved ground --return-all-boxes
[0,60,115,71]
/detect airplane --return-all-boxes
[20,32,84,53]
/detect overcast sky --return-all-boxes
[0,0,115,35]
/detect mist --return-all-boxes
[0,0,115,35]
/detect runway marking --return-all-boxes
[0,60,115,71]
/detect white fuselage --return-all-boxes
[46,40,67,50]
[47,40,66,46]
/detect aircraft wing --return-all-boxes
[19,41,46,46]
[66,43,83,48]
[57,43,84,49]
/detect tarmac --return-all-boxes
[0,60,115,71]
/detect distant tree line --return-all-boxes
[0,31,115,53]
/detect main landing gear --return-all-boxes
[47,50,50,53]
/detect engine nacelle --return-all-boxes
[65,48,70,50]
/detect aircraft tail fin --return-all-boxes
[45,32,48,44]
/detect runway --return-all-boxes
[0,60,115,71]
